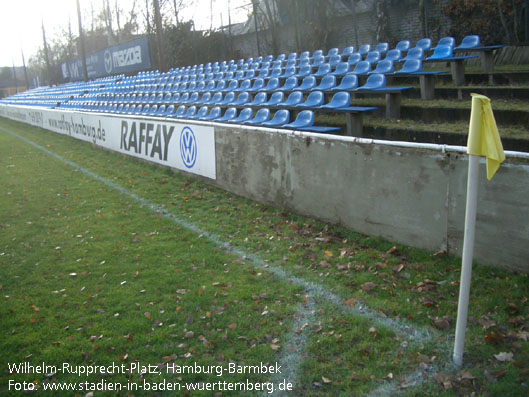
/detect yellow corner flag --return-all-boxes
[467,93,505,180]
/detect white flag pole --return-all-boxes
[453,154,480,367]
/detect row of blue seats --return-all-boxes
[66,87,368,114]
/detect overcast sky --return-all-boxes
[0,0,250,67]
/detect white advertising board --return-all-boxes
[0,105,216,180]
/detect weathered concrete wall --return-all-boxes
[212,125,529,272]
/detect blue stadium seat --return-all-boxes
[296,76,317,91]
[295,91,324,108]
[217,92,235,105]
[426,45,453,60]
[280,66,297,79]
[183,106,198,119]
[257,69,271,79]
[249,78,265,91]
[229,91,250,106]
[375,42,389,54]
[455,35,481,50]
[312,63,331,77]
[328,55,342,68]
[311,74,336,91]
[394,59,422,74]
[347,53,362,66]
[206,92,223,105]
[163,104,176,116]
[311,55,326,67]
[284,110,314,129]
[200,106,222,121]
[434,36,456,49]
[384,49,402,62]
[351,61,372,75]
[358,44,371,56]
[330,62,350,76]
[321,92,350,109]
[175,105,187,118]
[224,79,239,92]
[402,47,424,61]
[213,80,226,92]
[243,108,271,125]
[196,92,212,104]
[415,38,432,52]
[279,76,299,91]
[311,49,324,59]
[294,65,313,78]
[326,47,340,58]
[262,91,284,106]
[261,109,290,127]
[341,46,355,57]
[278,91,303,107]
[188,92,200,104]
[228,107,253,123]
[155,104,166,115]
[216,107,237,122]
[141,104,151,115]
[249,92,268,106]
[369,60,394,74]
[259,78,280,92]
[365,51,381,64]
[357,73,386,90]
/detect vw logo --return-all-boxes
[180,127,197,169]
[104,50,113,74]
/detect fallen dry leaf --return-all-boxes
[493,352,514,362]
[321,376,332,384]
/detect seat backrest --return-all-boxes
[436,36,455,48]
[315,63,331,75]
[282,76,299,90]
[292,110,314,128]
[234,107,253,122]
[328,54,342,66]
[210,92,223,104]
[328,91,350,107]
[176,105,186,117]
[251,92,268,105]
[267,91,284,105]
[396,40,411,52]
[365,51,381,64]
[299,76,316,89]
[312,55,326,67]
[184,106,197,118]
[358,44,371,55]
[253,108,270,123]
[197,106,209,118]
[341,46,355,57]
[362,73,386,89]
[347,53,362,65]
[374,60,394,74]
[375,42,389,53]
[416,38,432,51]
[333,62,350,74]
[312,49,324,58]
[429,44,453,59]
[304,91,324,107]
[399,59,422,73]
[319,74,336,89]
[284,91,303,106]
[339,74,358,89]
[252,78,265,90]
[457,34,481,49]
[266,77,280,89]
[219,107,237,121]
[220,91,235,104]
[326,47,339,58]
[234,91,250,104]
[352,61,371,74]
[269,109,289,125]
[404,47,424,60]
[385,49,402,62]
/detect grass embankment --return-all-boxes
[1,117,528,396]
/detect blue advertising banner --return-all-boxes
[61,37,151,81]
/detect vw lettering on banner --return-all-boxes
[0,105,216,180]
[180,127,197,168]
